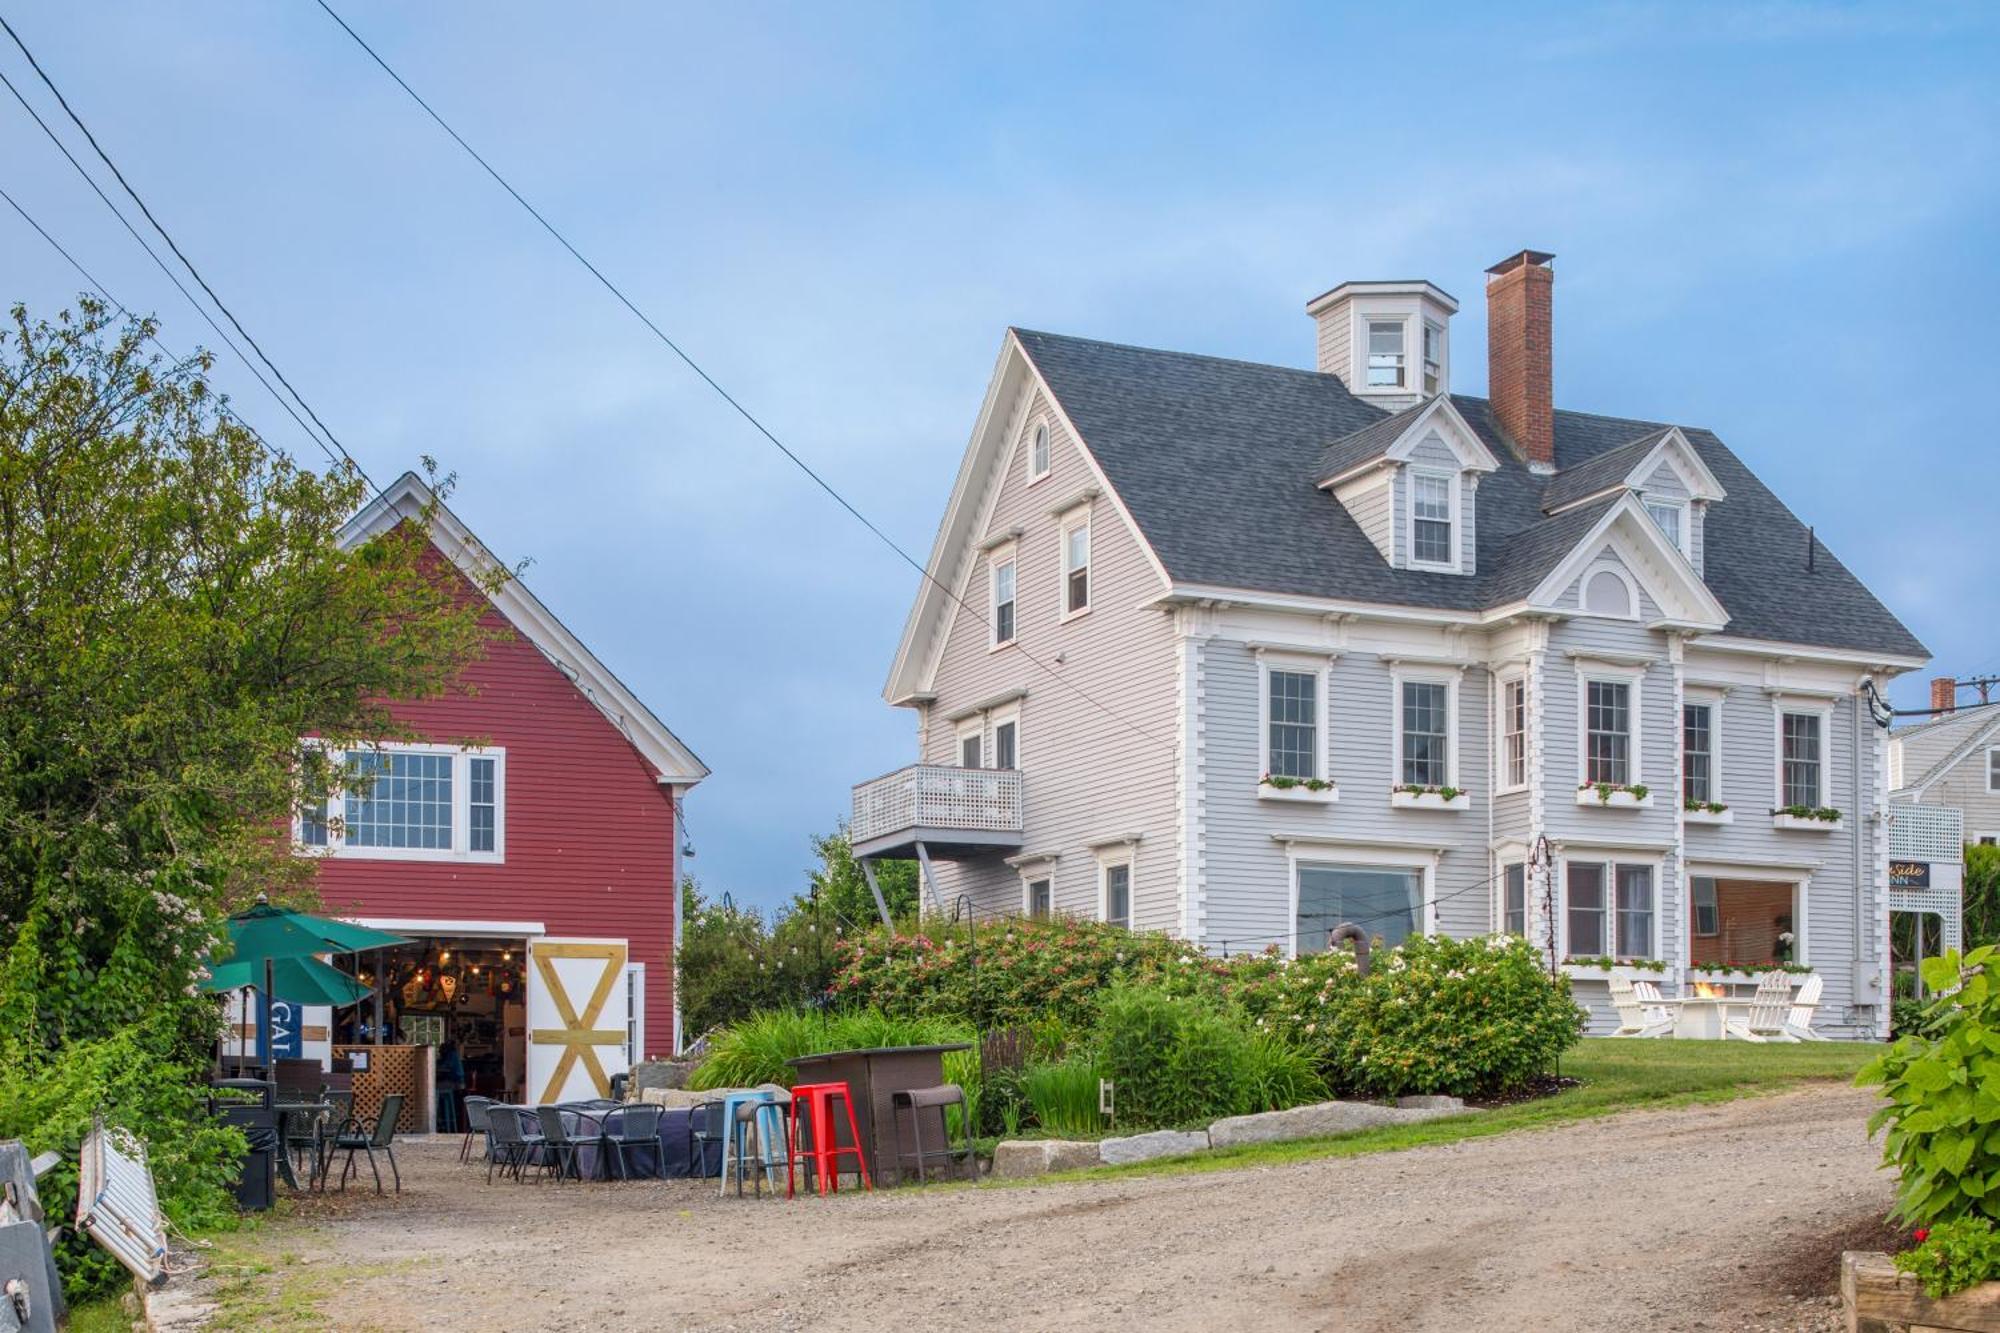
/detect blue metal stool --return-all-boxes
[717,1088,789,1197]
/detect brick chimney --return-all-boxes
[1932,676,1959,714]
[1486,250,1556,468]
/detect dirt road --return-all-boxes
[264,1086,1892,1332]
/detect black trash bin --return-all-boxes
[209,1079,276,1211]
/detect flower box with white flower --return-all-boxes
[1575,783,1653,809]
[1683,802,1732,826]
[1389,785,1469,811]
[1771,806,1843,832]
[1257,776,1338,804]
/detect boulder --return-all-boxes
[629,1059,694,1096]
[1097,1129,1209,1166]
[990,1139,1103,1179]
[1395,1095,1466,1114]
[1207,1099,1442,1148]
[641,1087,744,1109]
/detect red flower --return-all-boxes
[1914,1228,1930,1243]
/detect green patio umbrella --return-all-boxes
[213,896,409,1067]
[203,955,372,1007]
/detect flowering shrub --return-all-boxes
[1896,1219,2000,1299]
[1312,935,1584,1098]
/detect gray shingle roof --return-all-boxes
[1012,327,1926,659]
[1539,428,1672,512]
[1314,401,1431,485]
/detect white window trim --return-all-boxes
[1019,869,1054,918]
[1977,833,2000,848]
[295,740,506,864]
[1773,700,1834,810]
[1986,746,2000,795]
[1496,672,1528,794]
[623,963,646,1064]
[1576,664,1645,788]
[1421,319,1446,396]
[1027,419,1052,485]
[990,701,1021,772]
[1558,854,1663,962]
[1683,689,1725,806]
[955,716,984,769]
[1258,651,1328,783]
[1283,842,1439,960]
[989,546,1018,651]
[1354,312,1414,396]
[1684,868,1810,968]
[1578,559,1641,620]
[1496,860,1528,937]
[1097,850,1135,927]
[1644,496,1691,558]
[1390,667,1460,789]
[1405,466,1462,572]
[1059,510,1092,622]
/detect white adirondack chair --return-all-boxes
[1608,975,1675,1038]
[1724,970,1800,1042]
[1782,972,1825,1041]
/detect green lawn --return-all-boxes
[1035,1037,1883,1182]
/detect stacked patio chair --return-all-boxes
[535,1105,596,1182]
[485,1106,545,1184]
[1724,971,1800,1042]
[460,1095,495,1164]
[1606,975,1675,1038]
[330,1093,404,1194]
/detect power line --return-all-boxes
[311,0,1171,751]
[0,12,368,485]
[0,65,344,473]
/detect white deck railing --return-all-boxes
[850,764,1023,847]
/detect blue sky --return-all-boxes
[4,2,1996,912]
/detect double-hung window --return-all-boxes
[1646,499,1687,554]
[296,744,504,862]
[1683,703,1714,805]
[1102,862,1131,928]
[959,729,983,769]
[1692,877,1719,937]
[1026,877,1052,918]
[1781,711,1823,808]
[1400,679,1451,787]
[1366,319,1406,388]
[1565,861,1655,959]
[993,716,1018,770]
[991,558,1017,647]
[1500,678,1527,790]
[1985,747,2000,794]
[1410,472,1454,567]
[1062,517,1091,617]
[1585,680,1632,785]
[1501,863,1526,937]
[1422,321,1444,395]
[1265,667,1319,781]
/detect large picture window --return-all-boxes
[297,745,504,862]
[1297,863,1424,954]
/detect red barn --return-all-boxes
[302,472,706,1110]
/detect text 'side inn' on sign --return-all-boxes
[1890,860,1932,890]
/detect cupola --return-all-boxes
[1305,279,1458,410]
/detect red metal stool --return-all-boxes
[786,1080,872,1197]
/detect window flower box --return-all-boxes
[1576,783,1653,809]
[1683,965,1811,987]
[1562,956,1668,982]
[1258,776,1338,804]
[1683,802,1732,825]
[1390,785,1468,811]
[1771,806,1843,832]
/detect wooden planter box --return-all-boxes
[1845,1250,2000,1331]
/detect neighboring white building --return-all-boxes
[1892,679,2000,845]
[852,249,1927,1038]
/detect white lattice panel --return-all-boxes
[851,764,1023,845]
[1888,802,1963,952]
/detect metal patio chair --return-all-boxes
[331,1093,404,1194]
[460,1095,495,1164]
[602,1103,665,1181]
[484,1106,545,1184]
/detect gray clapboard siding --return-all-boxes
[920,381,1179,927]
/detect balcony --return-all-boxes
[850,763,1024,861]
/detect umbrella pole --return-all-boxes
[264,956,275,1074]
[373,948,384,1046]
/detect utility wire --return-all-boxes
[0,65,345,473]
[312,0,1171,751]
[0,12,368,484]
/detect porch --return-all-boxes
[849,763,1024,861]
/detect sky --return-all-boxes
[3,2,1997,913]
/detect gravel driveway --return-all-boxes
[268,1086,1891,1332]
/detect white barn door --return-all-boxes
[525,937,631,1104]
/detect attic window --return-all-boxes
[1582,565,1636,618]
[1029,422,1051,481]
[1645,499,1688,555]
[1366,320,1406,388]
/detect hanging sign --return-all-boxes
[264,996,303,1061]
[1891,860,1932,889]
[437,972,459,1003]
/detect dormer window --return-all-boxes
[1367,320,1407,388]
[1423,321,1444,396]
[1410,470,1456,567]
[1645,498,1688,556]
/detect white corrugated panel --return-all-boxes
[73,1123,165,1288]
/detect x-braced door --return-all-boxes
[525,937,630,1104]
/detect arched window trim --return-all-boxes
[1579,560,1640,621]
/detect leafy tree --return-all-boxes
[807,823,919,929]
[0,299,495,1294]
[1964,843,2000,947]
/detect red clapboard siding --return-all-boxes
[312,573,679,1060]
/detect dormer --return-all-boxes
[1316,396,1499,574]
[1306,279,1459,410]
[1540,426,1727,576]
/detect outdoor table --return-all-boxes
[785,1044,973,1188]
[272,1100,334,1190]
[504,1105,719,1180]
[1672,998,1747,1040]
